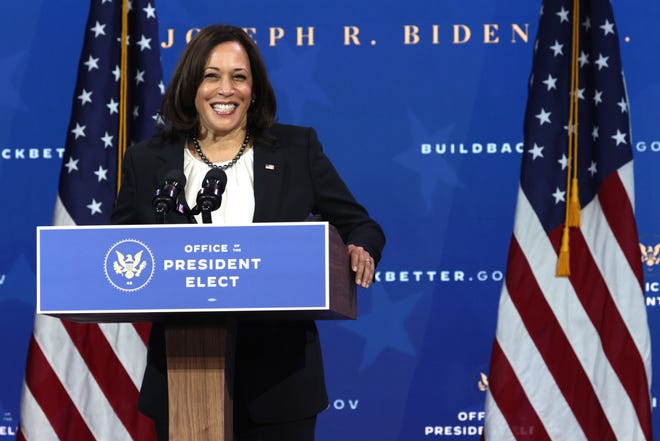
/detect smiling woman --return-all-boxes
[110,23,385,441]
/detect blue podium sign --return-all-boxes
[37,222,354,321]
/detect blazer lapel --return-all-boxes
[253,138,284,222]
[150,135,191,224]
[153,136,185,184]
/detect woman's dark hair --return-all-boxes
[160,24,277,140]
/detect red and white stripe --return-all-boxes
[484,161,652,440]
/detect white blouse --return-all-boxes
[183,146,255,225]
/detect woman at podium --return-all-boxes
[111,24,385,441]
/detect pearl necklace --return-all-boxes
[192,130,251,170]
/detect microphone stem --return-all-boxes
[155,204,166,224]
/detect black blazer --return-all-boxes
[111,123,385,425]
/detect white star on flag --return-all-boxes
[595,53,609,70]
[611,129,627,145]
[528,143,544,159]
[107,98,119,114]
[90,21,106,37]
[71,123,86,139]
[536,108,552,125]
[136,34,151,51]
[94,165,109,182]
[64,157,79,173]
[86,198,103,215]
[78,89,93,105]
[84,55,99,71]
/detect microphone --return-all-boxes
[152,170,187,224]
[193,167,227,224]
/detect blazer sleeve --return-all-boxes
[306,128,386,264]
[111,145,140,225]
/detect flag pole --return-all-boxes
[117,0,129,193]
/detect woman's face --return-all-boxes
[195,41,253,138]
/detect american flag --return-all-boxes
[483,1,653,440]
[18,1,163,439]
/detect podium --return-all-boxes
[37,222,356,440]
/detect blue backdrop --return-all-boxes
[1,0,659,439]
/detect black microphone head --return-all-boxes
[164,169,187,190]
[153,169,187,212]
[203,167,227,192]
[197,167,227,212]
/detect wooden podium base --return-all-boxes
[165,321,236,441]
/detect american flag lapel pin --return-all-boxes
[265,164,275,170]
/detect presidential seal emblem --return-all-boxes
[641,242,660,272]
[104,239,155,292]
